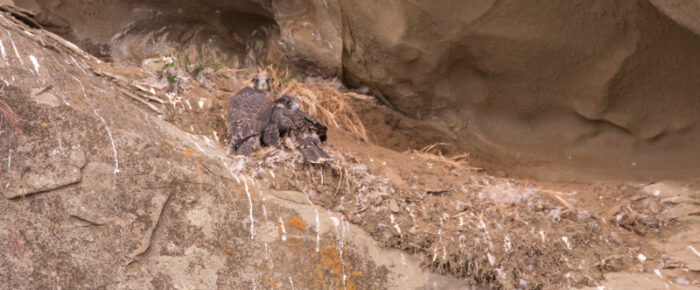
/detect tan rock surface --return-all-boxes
[0,14,465,289]
[15,0,700,179]
[1,9,699,289]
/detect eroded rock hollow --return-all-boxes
[17,0,700,177]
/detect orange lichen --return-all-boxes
[285,217,307,233]
[300,245,361,290]
[320,247,343,275]
[75,96,83,105]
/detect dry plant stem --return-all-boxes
[115,86,162,114]
[539,189,574,210]
[0,100,22,135]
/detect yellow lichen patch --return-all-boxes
[320,247,343,275]
[300,245,361,289]
[285,217,307,233]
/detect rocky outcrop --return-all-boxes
[0,13,465,289]
[14,0,700,177]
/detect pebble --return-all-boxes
[389,199,400,213]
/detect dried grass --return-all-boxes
[282,81,368,142]
[539,189,574,210]
[0,99,22,136]
[0,221,25,259]
[411,143,479,171]
[241,66,370,142]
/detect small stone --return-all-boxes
[32,92,60,107]
[68,149,86,168]
[31,86,59,107]
[389,199,400,213]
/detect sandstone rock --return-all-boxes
[0,15,468,288]
[271,0,343,76]
[17,0,700,178]
[2,147,85,199]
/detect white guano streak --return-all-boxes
[315,208,321,252]
[71,76,119,174]
[244,178,254,240]
[29,55,40,75]
[279,217,287,241]
[7,31,22,65]
[0,39,7,65]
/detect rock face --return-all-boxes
[337,0,700,178]
[0,14,468,289]
[14,0,700,177]
[2,6,700,289]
